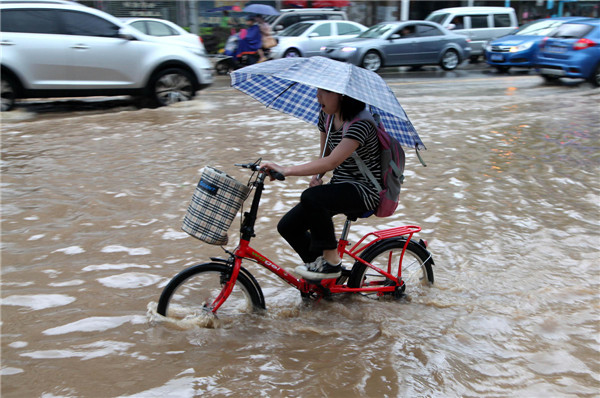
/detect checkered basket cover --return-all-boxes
[182,167,250,245]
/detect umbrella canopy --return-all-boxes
[230,56,424,149]
[243,4,280,15]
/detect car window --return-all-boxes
[61,10,119,37]
[337,22,361,35]
[396,25,415,37]
[129,21,148,34]
[280,15,299,29]
[358,23,396,39]
[1,9,61,34]
[515,19,565,36]
[493,14,512,28]
[450,16,464,29]
[279,22,312,36]
[551,23,594,39]
[264,15,277,24]
[425,13,449,24]
[146,21,177,36]
[416,24,443,37]
[469,15,489,29]
[311,23,331,37]
[299,14,323,23]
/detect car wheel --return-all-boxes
[362,51,382,72]
[284,48,301,58]
[440,49,459,71]
[589,63,600,87]
[541,74,560,84]
[215,60,230,76]
[148,68,196,107]
[1,75,17,112]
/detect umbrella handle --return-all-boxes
[317,114,335,179]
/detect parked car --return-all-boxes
[426,6,518,61]
[321,21,471,72]
[535,19,600,86]
[0,1,213,111]
[121,17,206,55]
[270,20,367,59]
[264,8,347,33]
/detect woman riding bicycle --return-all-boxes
[263,88,382,280]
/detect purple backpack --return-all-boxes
[326,109,405,217]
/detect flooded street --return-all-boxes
[2,73,599,397]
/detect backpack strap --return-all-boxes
[352,153,382,192]
[325,111,386,193]
[341,114,383,192]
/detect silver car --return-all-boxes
[121,17,206,55]
[270,20,367,59]
[321,21,471,72]
[0,2,213,111]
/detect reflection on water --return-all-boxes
[1,79,599,397]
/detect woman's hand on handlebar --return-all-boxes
[261,162,286,181]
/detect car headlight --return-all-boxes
[341,47,357,53]
[509,42,534,53]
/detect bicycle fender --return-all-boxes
[210,257,266,309]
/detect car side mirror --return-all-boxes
[118,28,136,40]
[448,23,456,30]
[308,33,319,38]
[390,34,401,40]
[275,25,284,32]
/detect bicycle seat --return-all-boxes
[344,210,374,222]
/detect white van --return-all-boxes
[265,8,348,33]
[426,7,518,60]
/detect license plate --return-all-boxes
[490,54,504,62]
[547,45,567,54]
[539,68,565,76]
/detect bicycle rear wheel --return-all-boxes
[348,238,434,298]
[157,262,265,320]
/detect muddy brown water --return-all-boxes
[1,75,599,397]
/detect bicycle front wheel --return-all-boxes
[157,262,265,320]
[348,238,434,297]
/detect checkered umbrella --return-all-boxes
[230,56,425,149]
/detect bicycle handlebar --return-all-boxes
[235,161,285,181]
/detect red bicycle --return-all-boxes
[157,160,434,320]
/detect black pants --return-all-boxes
[229,53,259,70]
[277,183,369,263]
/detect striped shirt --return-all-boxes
[318,110,382,211]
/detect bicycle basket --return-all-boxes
[182,167,250,245]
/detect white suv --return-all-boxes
[0,1,213,111]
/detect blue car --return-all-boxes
[535,19,600,86]
[485,17,593,72]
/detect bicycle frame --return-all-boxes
[210,166,422,313]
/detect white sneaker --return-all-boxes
[296,256,342,280]
[294,263,309,274]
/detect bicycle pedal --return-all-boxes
[341,267,351,277]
